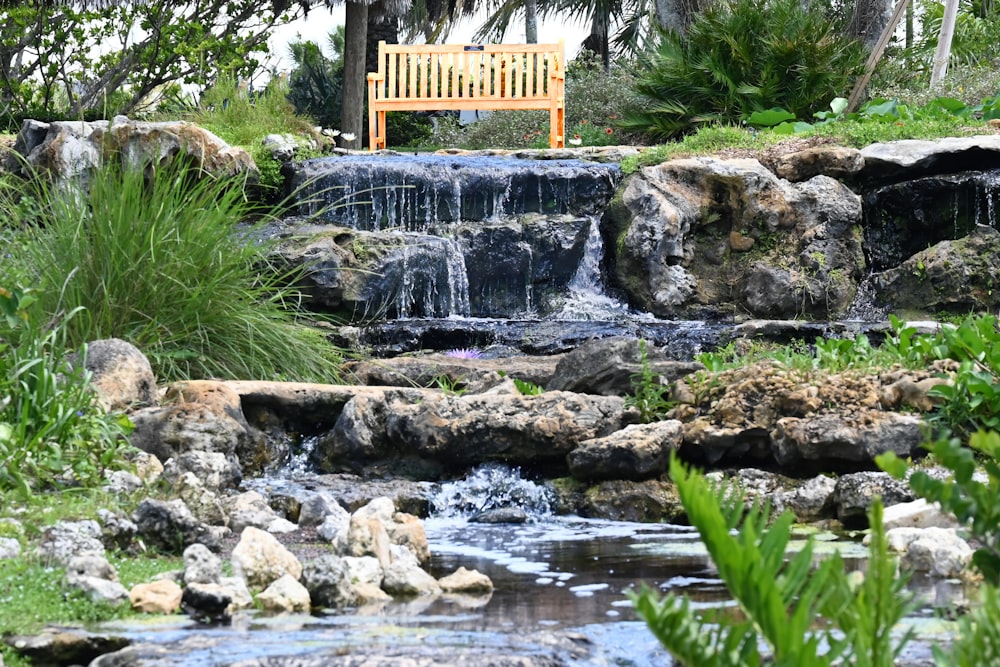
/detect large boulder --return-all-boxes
[6,117,257,185]
[383,391,637,470]
[567,420,684,481]
[605,157,864,319]
[75,338,156,411]
[872,224,1000,314]
[546,336,702,396]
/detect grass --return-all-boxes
[1,161,343,383]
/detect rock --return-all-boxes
[181,583,233,623]
[882,499,960,530]
[257,574,312,613]
[567,420,683,481]
[559,479,683,522]
[162,450,243,496]
[263,133,315,162]
[832,472,914,527]
[231,526,303,592]
[773,475,837,523]
[36,520,104,566]
[382,558,442,597]
[8,117,256,182]
[225,491,281,534]
[65,555,130,605]
[884,527,973,577]
[773,146,864,182]
[772,412,925,467]
[346,354,561,390]
[295,473,435,517]
[76,338,156,410]
[438,567,493,593]
[183,544,222,585]
[4,628,128,667]
[129,580,183,614]
[607,158,863,319]
[317,511,351,542]
[97,509,138,551]
[0,537,20,559]
[858,135,1000,184]
[338,513,392,568]
[471,507,529,524]
[387,512,431,566]
[298,493,350,528]
[546,337,702,396]
[133,498,224,553]
[171,472,229,526]
[384,391,636,469]
[873,225,1000,314]
[302,554,390,608]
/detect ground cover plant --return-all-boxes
[0,161,342,383]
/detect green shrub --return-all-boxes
[621,0,866,139]
[3,162,342,383]
[944,583,1000,666]
[634,456,914,666]
[0,285,133,495]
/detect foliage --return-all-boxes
[751,94,1000,135]
[0,285,134,495]
[286,28,346,132]
[880,430,1000,583]
[633,456,914,666]
[625,340,675,422]
[2,162,342,383]
[0,0,297,127]
[425,52,644,150]
[943,583,1000,666]
[513,378,545,395]
[915,0,1000,69]
[621,0,865,139]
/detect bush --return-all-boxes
[0,286,133,495]
[2,161,342,383]
[620,0,866,139]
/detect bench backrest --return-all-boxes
[369,41,565,103]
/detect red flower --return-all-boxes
[580,119,588,125]
[605,127,614,135]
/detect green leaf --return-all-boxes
[748,108,796,127]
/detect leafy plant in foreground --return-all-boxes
[0,285,133,494]
[944,583,1000,666]
[880,429,1000,583]
[4,162,342,383]
[633,456,914,666]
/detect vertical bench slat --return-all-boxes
[388,51,397,100]
[430,53,439,99]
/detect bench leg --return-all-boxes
[378,111,387,150]
[549,106,564,149]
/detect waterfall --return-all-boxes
[555,216,632,321]
[391,237,471,319]
[431,464,554,520]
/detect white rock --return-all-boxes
[231,526,303,592]
[883,499,959,530]
[257,573,311,613]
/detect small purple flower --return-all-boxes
[444,348,482,359]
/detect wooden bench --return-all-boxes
[367,41,565,151]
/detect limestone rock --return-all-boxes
[773,146,864,182]
[133,498,224,553]
[129,580,183,614]
[257,574,312,613]
[882,499,959,530]
[885,527,973,577]
[76,338,156,411]
[162,451,243,495]
[65,555,129,605]
[183,543,222,585]
[382,558,441,597]
[858,135,1000,184]
[4,628,128,667]
[832,472,914,526]
[567,420,683,481]
[557,479,683,522]
[438,567,493,593]
[36,520,104,566]
[231,526,303,592]
[346,354,560,390]
[607,158,863,319]
[386,512,431,566]
[225,491,281,534]
[302,554,389,608]
[546,337,702,396]
[298,493,350,528]
[0,537,20,559]
[772,412,924,466]
[384,391,635,468]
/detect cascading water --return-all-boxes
[553,216,635,321]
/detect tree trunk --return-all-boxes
[847,0,894,49]
[341,0,368,150]
[582,12,610,72]
[524,0,538,43]
[653,0,707,35]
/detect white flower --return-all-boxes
[341,132,356,142]
[568,137,583,146]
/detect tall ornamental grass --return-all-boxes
[4,162,341,382]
